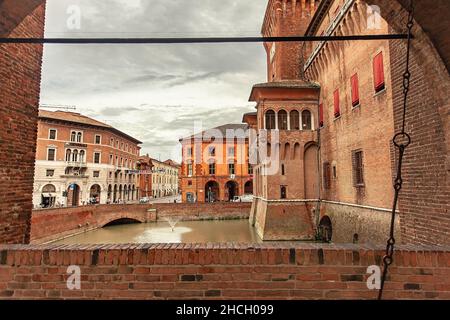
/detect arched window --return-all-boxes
[265,110,276,130]
[79,150,85,163]
[42,184,56,193]
[72,150,78,162]
[278,110,288,130]
[284,143,290,160]
[76,132,82,142]
[65,149,72,162]
[290,110,300,130]
[302,110,312,130]
[294,143,301,160]
[71,132,76,142]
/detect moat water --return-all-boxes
[53,219,263,244]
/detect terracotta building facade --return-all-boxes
[179,124,254,203]
[245,0,449,245]
[244,0,321,241]
[151,159,180,199]
[303,0,400,244]
[33,111,142,208]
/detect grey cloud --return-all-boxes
[41,0,267,161]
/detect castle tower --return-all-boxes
[263,0,320,81]
[243,0,321,240]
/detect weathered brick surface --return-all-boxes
[385,4,450,246]
[304,0,449,246]
[0,243,448,300]
[0,3,46,244]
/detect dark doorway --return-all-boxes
[318,216,333,243]
[244,180,253,194]
[205,181,219,202]
[225,181,238,201]
[67,184,80,207]
[89,184,101,204]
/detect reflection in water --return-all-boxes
[53,219,263,244]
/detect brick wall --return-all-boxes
[30,204,155,244]
[0,3,46,244]
[386,7,450,246]
[0,243,448,300]
[152,202,251,221]
[30,203,251,244]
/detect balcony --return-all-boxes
[65,161,87,168]
[65,142,88,148]
[60,174,89,179]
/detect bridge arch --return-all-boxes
[103,217,143,227]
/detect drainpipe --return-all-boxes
[315,95,322,240]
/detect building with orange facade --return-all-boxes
[179,124,253,203]
[33,110,142,208]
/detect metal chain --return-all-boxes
[378,0,414,300]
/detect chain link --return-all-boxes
[378,0,414,300]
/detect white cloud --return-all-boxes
[41,0,268,161]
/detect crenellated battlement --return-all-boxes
[262,0,320,37]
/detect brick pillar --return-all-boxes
[0,3,46,243]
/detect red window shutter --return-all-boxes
[351,73,360,106]
[373,52,385,91]
[319,103,324,127]
[333,89,340,117]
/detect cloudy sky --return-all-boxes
[40,0,268,162]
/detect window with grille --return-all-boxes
[323,162,331,189]
[352,150,364,186]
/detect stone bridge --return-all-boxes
[30,202,251,244]
[30,204,156,244]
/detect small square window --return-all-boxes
[49,129,57,140]
[93,171,100,178]
[46,169,55,177]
